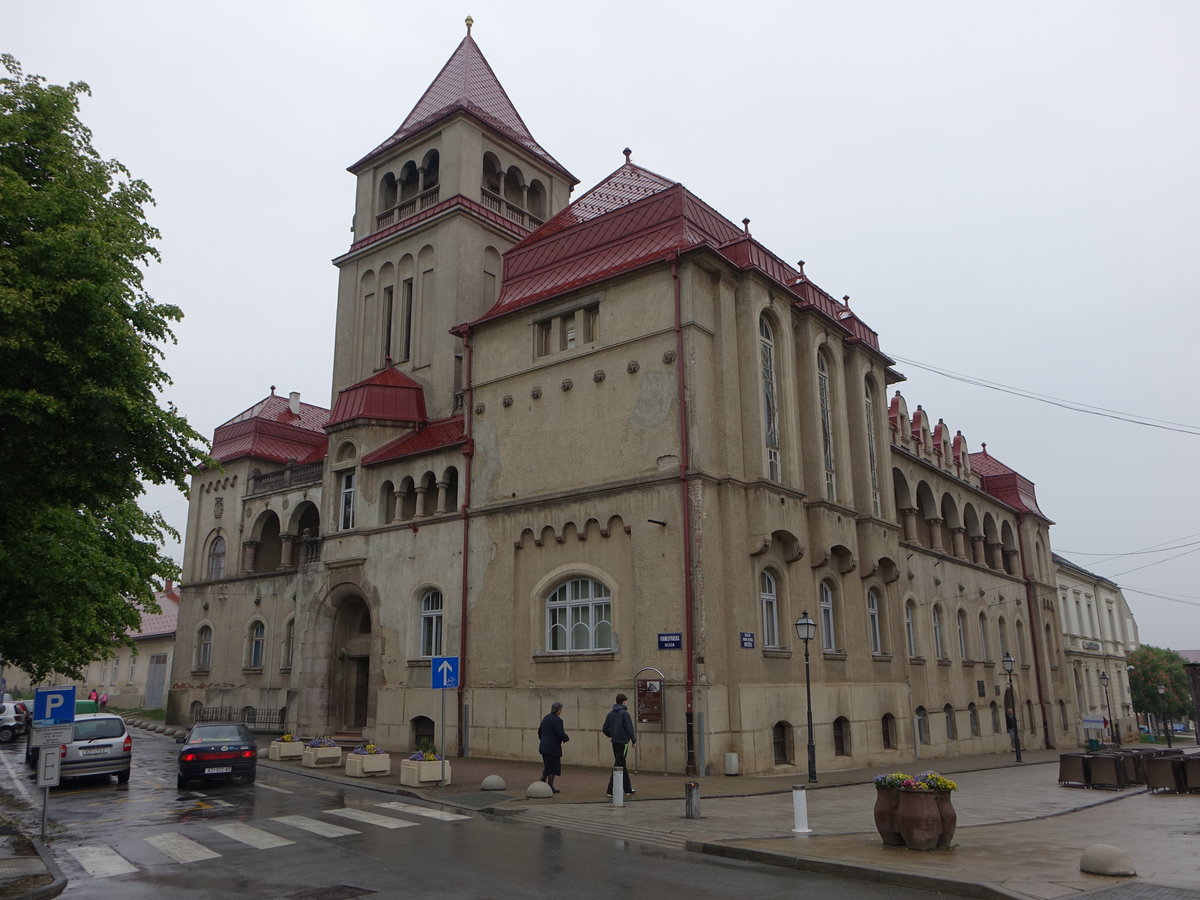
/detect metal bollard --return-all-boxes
[791,784,812,834]
[684,781,701,819]
[612,769,625,807]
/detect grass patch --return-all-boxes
[111,706,166,721]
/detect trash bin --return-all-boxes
[724,752,740,776]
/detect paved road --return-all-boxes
[1,732,958,899]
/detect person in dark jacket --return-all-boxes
[602,693,636,796]
[537,702,569,792]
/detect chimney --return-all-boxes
[288,391,301,416]
[164,579,174,593]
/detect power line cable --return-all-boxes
[1054,538,1200,558]
[1110,545,1200,578]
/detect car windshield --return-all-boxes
[73,719,125,740]
[190,726,248,743]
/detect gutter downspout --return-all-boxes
[1016,515,1051,747]
[671,256,698,776]
[455,324,476,758]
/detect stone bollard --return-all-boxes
[792,784,812,834]
[1080,844,1135,876]
[684,781,701,819]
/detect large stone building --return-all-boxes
[170,23,1087,774]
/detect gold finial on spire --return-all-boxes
[465,16,474,35]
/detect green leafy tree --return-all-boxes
[0,56,209,681]
[1126,644,1190,724]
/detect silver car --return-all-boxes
[58,713,132,783]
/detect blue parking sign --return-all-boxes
[34,686,77,726]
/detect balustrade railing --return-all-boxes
[247,461,324,497]
[375,186,441,231]
[480,187,543,228]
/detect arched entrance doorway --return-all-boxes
[332,597,373,731]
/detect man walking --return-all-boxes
[603,692,636,796]
[537,701,569,793]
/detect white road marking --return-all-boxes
[66,845,138,878]
[325,807,416,829]
[209,822,295,849]
[271,814,359,837]
[145,831,221,863]
[206,798,233,807]
[376,801,471,821]
[253,782,292,793]
[0,748,32,804]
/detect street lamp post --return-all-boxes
[794,612,817,784]
[1098,671,1117,746]
[1002,652,1023,763]
[1158,685,1172,748]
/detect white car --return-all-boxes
[27,713,132,784]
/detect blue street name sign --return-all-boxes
[34,686,77,726]
[432,656,459,689]
[740,632,755,649]
[657,633,682,650]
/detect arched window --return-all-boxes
[248,621,265,669]
[978,613,990,661]
[1025,699,1037,735]
[281,617,295,670]
[772,721,793,764]
[968,702,980,737]
[760,315,780,481]
[944,703,957,740]
[421,588,444,657]
[189,700,204,723]
[195,625,212,671]
[819,581,837,651]
[932,605,946,659]
[881,713,896,750]
[1059,699,1069,729]
[339,470,356,530]
[1015,620,1026,666]
[904,600,918,658]
[546,578,612,652]
[915,706,930,744]
[817,352,836,500]
[864,378,881,516]
[833,716,851,756]
[990,701,1001,733]
[207,536,226,580]
[867,589,883,654]
[998,617,1010,658]
[760,570,779,649]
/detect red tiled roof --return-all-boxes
[327,366,428,428]
[361,416,467,465]
[129,586,179,640]
[969,448,1049,519]
[350,36,573,182]
[211,394,330,465]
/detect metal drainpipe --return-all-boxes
[455,324,476,758]
[1016,515,1050,747]
[671,257,698,776]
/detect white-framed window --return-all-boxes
[817,352,836,501]
[127,654,136,684]
[281,616,295,669]
[196,625,213,671]
[339,471,356,530]
[760,570,780,649]
[760,315,780,481]
[932,605,946,659]
[905,600,918,657]
[546,577,612,652]
[421,588,444,657]
[207,536,226,580]
[867,589,882,653]
[864,378,881,516]
[248,621,265,669]
[819,581,837,650]
[957,609,968,659]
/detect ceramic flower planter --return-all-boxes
[346,753,392,777]
[873,786,904,846]
[302,746,343,768]
[891,789,957,851]
[269,742,303,761]
[400,759,451,786]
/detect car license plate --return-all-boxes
[205,766,232,774]
[80,747,109,756]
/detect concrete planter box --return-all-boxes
[345,753,392,777]
[400,759,451,786]
[269,742,304,761]
[302,746,342,768]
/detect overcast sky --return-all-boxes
[8,1,1198,651]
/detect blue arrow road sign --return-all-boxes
[34,686,76,726]
[432,656,459,689]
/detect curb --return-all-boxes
[20,839,66,900]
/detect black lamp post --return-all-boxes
[1002,652,1022,763]
[794,612,817,784]
[1098,670,1118,746]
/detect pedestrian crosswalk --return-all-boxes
[63,801,471,879]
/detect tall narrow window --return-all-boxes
[196,626,212,671]
[905,600,918,657]
[340,471,356,530]
[916,706,930,744]
[998,618,1010,658]
[760,570,780,649]
[249,622,265,668]
[421,589,444,657]
[400,278,414,362]
[535,320,552,358]
[207,536,226,581]
[932,605,946,659]
[867,589,882,653]
[817,353,836,500]
[819,581,836,650]
[127,654,136,683]
[584,305,600,343]
[760,316,780,481]
[382,285,395,363]
[833,716,851,756]
[968,702,980,737]
[881,713,896,749]
[282,617,295,669]
[546,578,613,652]
[864,380,881,516]
[957,609,968,659]
[978,613,990,661]
[944,704,957,740]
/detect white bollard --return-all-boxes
[612,769,625,807]
[791,784,812,834]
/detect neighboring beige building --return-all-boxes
[170,24,1083,774]
[1053,554,1139,743]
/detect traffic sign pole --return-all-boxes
[431,657,459,785]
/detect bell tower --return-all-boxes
[329,18,576,423]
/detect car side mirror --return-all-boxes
[175,736,185,743]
